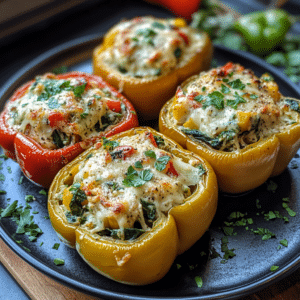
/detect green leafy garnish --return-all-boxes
[195,276,203,288]
[123,166,153,187]
[54,258,65,266]
[202,91,224,110]
[227,79,245,90]
[226,92,246,109]
[154,155,171,171]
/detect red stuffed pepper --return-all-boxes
[0,72,138,188]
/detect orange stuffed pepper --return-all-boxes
[0,72,138,188]
[159,62,300,194]
[93,16,213,120]
[48,127,218,285]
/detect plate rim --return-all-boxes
[0,34,300,300]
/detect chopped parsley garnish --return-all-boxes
[202,91,224,110]
[282,202,297,217]
[39,189,47,196]
[266,180,278,193]
[226,92,246,109]
[154,155,171,171]
[195,276,203,288]
[252,227,276,240]
[221,84,230,94]
[54,258,65,266]
[152,21,165,29]
[134,161,143,169]
[280,239,288,247]
[102,137,119,150]
[270,265,279,272]
[144,150,156,159]
[123,166,153,187]
[227,79,246,90]
[285,99,300,113]
[52,243,60,250]
[68,184,87,216]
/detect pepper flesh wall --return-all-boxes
[159,62,300,193]
[48,127,218,285]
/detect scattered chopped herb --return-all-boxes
[221,83,230,94]
[154,155,171,171]
[252,227,275,240]
[152,21,165,29]
[0,173,5,182]
[123,166,153,187]
[0,200,18,218]
[195,276,203,288]
[227,79,245,90]
[266,180,278,193]
[226,92,246,109]
[282,203,297,217]
[144,150,156,159]
[102,137,119,151]
[39,190,47,196]
[270,265,279,272]
[202,91,224,110]
[25,195,35,202]
[52,243,60,250]
[280,239,288,247]
[54,258,65,266]
[134,161,143,169]
[0,190,6,194]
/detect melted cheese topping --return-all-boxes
[172,63,300,152]
[6,74,126,149]
[59,131,204,240]
[100,16,207,78]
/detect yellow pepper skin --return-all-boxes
[48,127,218,285]
[159,97,300,195]
[93,17,213,120]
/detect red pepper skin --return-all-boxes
[0,72,139,188]
[146,0,201,20]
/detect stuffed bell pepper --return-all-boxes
[48,127,218,285]
[159,62,300,194]
[0,72,138,188]
[93,16,213,120]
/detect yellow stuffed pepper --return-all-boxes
[93,16,213,120]
[159,62,300,194]
[48,127,218,285]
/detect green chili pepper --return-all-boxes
[234,9,291,55]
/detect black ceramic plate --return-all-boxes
[1,35,300,300]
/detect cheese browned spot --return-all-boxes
[172,64,300,152]
[100,16,207,78]
[58,131,205,241]
[6,75,126,149]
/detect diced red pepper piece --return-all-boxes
[145,131,158,147]
[106,99,122,113]
[219,62,235,77]
[177,30,189,45]
[48,112,67,128]
[166,161,179,177]
[110,145,136,160]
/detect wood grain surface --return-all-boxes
[1,237,300,300]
